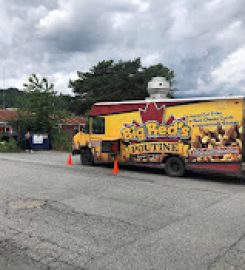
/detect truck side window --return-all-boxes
[92,116,105,134]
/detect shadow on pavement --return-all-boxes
[99,163,245,185]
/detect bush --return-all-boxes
[51,130,72,152]
[0,139,20,153]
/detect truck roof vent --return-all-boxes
[147,77,170,99]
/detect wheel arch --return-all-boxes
[162,153,186,164]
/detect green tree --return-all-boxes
[19,74,67,132]
[0,88,24,108]
[69,58,174,115]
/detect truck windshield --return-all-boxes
[92,116,105,134]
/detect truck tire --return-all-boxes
[80,148,94,166]
[165,156,185,177]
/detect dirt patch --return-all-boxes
[8,199,46,209]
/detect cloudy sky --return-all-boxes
[1,0,245,97]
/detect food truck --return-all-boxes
[73,77,244,176]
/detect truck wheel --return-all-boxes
[165,156,185,177]
[80,148,94,166]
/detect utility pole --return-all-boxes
[2,67,5,109]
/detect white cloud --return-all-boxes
[38,8,69,31]
[5,75,27,90]
[142,53,161,66]
[217,21,243,41]
[211,46,245,86]
[50,71,78,95]
[0,0,244,98]
[168,2,196,40]
[112,12,133,29]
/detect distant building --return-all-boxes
[0,109,18,133]
[58,116,86,137]
[0,110,87,140]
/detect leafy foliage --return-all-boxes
[0,88,72,112]
[0,138,19,153]
[51,130,72,152]
[69,58,174,114]
[19,74,68,132]
[0,88,24,108]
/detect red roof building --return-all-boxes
[0,109,18,121]
[0,109,18,133]
[59,116,86,137]
[0,110,86,138]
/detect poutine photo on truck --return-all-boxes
[73,96,244,177]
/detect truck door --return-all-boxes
[89,116,106,161]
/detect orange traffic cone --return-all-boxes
[67,154,72,166]
[113,158,119,175]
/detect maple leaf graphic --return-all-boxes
[139,103,165,124]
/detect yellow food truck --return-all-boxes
[73,96,244,176]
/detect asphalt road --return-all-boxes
[1,151,245,270]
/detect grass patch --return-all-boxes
[0,139,20,153]
[51,130,72,152]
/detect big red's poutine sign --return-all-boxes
[120,102,191,162]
